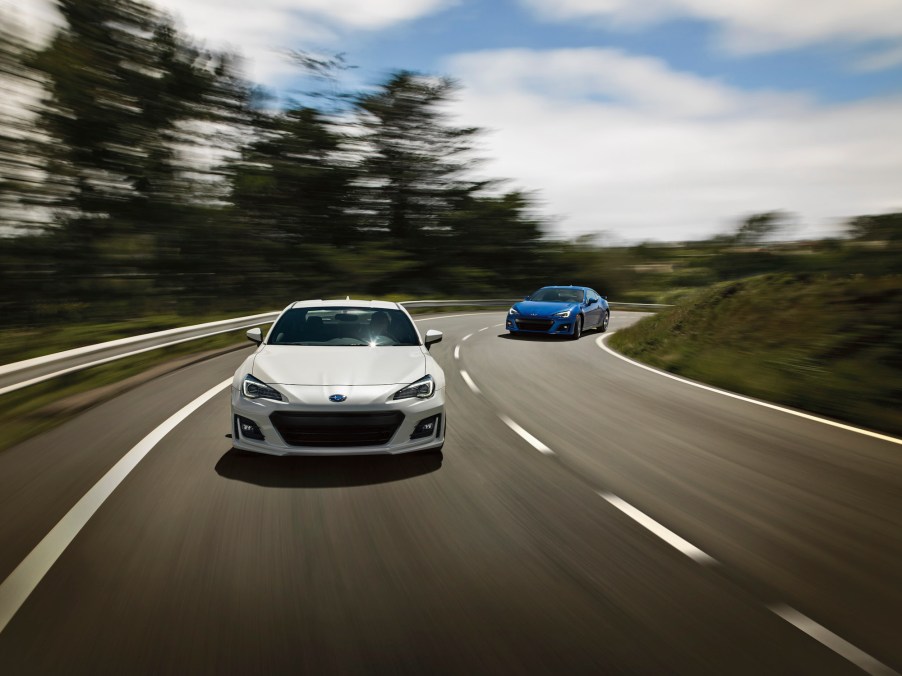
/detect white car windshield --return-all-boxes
[268,307,420,346]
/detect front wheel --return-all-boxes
[570,315,583,340]
[598,311,609,333]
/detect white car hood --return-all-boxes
[252,345,427,386]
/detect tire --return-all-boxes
[571,315,583,340]
[598,311,609,333]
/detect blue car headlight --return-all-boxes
[553,309,572,318]
[509,307,519,315]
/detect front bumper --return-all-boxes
[506,315,576,335]
[230,385,445,455]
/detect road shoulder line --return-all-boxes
[0,378,231,635]
[596,333,902,447]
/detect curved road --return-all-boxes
[1,311,900,674]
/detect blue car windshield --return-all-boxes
[529,288,584,303]
[268,308,420,346]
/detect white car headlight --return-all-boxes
[509,307,519,315]
[393,374,435,400]
[242,374,284,401]
[553,309,572,318]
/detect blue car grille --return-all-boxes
[516,319,554,331]
[270,411,403,447]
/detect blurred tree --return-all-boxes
[0,12,59,236]
[847,213,902,243]
[733,210,792,246]
[352,72,481,246]
[28,0,252,317]
[231,105,357,250]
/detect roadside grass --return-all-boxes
[0,326,269,454]
[608,273,902,438]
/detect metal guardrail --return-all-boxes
[0,299,672,396]
[608,302,673,310]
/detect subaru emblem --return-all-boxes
[329,394,347,402]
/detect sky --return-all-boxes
[8,0,902,242]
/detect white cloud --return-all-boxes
[151,0,456,83]
[444,48,902,241]
[519,0,902,58]
[853,44,902,72]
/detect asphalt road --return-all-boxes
[0,311,900,675]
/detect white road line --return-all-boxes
[478,326,489,332]
[494,323,504,327]
[453,345,460,360]
[597,492,717,565]
[459,369,481,395]
[769,605,898,676]
[462,333,473,342]
[499,414,554,455]
[0,378,231,635]
[597,334,902,447]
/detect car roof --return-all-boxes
[537,285,590,291]
[287,299,401,310]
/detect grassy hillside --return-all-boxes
[608,273,902,437]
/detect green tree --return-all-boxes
[352,72,481,246]
[29,0,252,317]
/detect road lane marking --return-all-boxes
[462,333,473,342]
[0,378,231,635]
[597,334,902,447]
[499,414,554,455]
[459,369,481,395]
[453,345,460,360]
[598,492,717,565]
[769,605,898,676]
[478,326,489,332]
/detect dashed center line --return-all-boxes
[498,414,554,455]
[598,492,717,565]
[478,326,489,332]
[462,333,473,342]
[459,369,481,395]
[452,321,895,675]
[769,605,897,676]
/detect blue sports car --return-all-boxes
[506,285,610,339]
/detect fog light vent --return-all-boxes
[236,415,265,441]
[411,414,440,440]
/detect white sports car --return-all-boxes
[230,300,445,455]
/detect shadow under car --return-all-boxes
[214,447,443,488]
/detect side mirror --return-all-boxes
[246,327,262,345]
[424,329,443,349]
[524,295,531,301]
